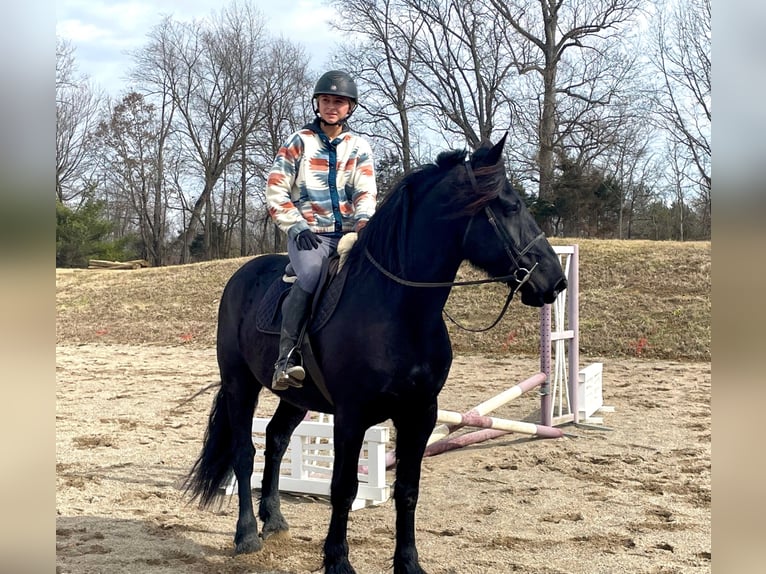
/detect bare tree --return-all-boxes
[329,0,649,239]
[211,37,313,257]
[405,0,520,147]
[332,0,520,168]
[666,140,688,240]
[128,1,313,260]
[608,119,658,239]
[93,92,178,265]
[132,3,270,262]
[486,0,644,231]
[330,0,429,170]
[649,0,711,237]
[56,38,103,204]
[124,22,180,265]
[245,37,313,255]
[210,1,269,257]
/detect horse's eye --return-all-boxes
[501,200,519,216]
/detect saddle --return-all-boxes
[256,232,357,335]
[255,254,349,336]
[254,252,351,405]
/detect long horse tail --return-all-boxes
[184,383,234,508]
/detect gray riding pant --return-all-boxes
[287,233,341,293]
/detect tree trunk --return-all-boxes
[240,147,247,256]
[204,193,212,260]
[181,185,212,262]
[538,65,557,236]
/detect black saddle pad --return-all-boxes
[255,255,349,335]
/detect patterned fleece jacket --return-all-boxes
[266,119,378,239]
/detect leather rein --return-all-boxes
[364,157,545,332]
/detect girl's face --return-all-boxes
[318,95,352,124]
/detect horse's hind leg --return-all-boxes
[259,400,308,539]
[222,363,263,554]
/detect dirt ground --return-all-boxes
[55,344,710,574]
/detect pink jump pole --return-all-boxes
[428,372,546,444]
[424,417,563,459]
[424,428,509,458]
[378,373,550,471]
[435,409,564,439]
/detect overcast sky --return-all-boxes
[56,0,338,96]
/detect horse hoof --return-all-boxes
[234,534,262,554]
[393,556,427,574]
[325,567,357,574]
[259,507,290,539]
[324,560,357,574]
[261,522,289,540]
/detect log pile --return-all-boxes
[88,259,151,270]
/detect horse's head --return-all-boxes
[461,134,567,306]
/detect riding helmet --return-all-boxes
[313,70,359,104]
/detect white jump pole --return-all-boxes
[379,373,550,470]
[542,245,580,425]
[569,244,580,423]
[428,372,546,445]
[435,409,564,439]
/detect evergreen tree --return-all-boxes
[56,199,139,267]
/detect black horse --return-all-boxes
[185,134,567,574]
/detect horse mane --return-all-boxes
[346,145,507,273]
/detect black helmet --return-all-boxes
[313,70,358,104]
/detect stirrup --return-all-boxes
[272,349,305,390]
[272,367,304,391]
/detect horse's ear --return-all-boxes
[484,132,508,165]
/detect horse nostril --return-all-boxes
[544,278,568,303]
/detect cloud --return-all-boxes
[56,2,168,78]
[57,0,336,94]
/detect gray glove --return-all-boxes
[296,229,322,250]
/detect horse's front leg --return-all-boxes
[323,420,366,574]
[259,400,308,538]
[390,402,437,574]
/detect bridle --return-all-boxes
[363,156,546,331]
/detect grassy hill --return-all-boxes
[56,238,710,361]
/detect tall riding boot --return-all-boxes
[272,284,312,390]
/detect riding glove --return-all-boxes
[296,229,322,250]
